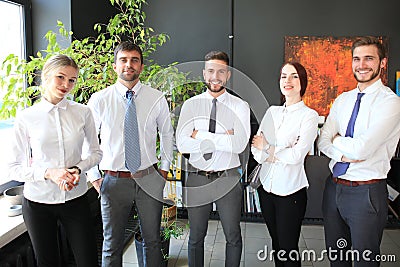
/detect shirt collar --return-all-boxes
[283,100,306,112]
[116,81,143,98]
[357,79,383,95]
[204,89,228,102]
[38,97,69,112]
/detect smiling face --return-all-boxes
[352,45,386,90]
[280,64,302,100]
[203,59,231,97]
[43,65,78,105]
[113,49,144,88]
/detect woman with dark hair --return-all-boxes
[7,54,102,266]
[251,62,318,266]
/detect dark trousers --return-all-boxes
[322,176,388,267]
[22,193,98,267]
[257,187,307,267]
[100,171,165,267]
[185,170,243,267]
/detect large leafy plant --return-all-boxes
[0,0,195,119]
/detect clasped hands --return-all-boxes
[45,168,80,191]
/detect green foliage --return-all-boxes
[161,220,187,240]
[0,0,182,119]
[146,63,203,113]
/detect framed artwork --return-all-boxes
[396,71,400,96]
[284,36,388,117]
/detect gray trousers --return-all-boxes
[185,169,243,267]
[322,176,388,267]
[100,170,165,267]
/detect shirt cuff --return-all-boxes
[86,168,102,182]
[34,167,47,182]
[195,130,212,141]
[251,146,268,164]
[160,161,170,172]
[332,138,345,162]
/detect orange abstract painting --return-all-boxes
[284,36,388,117]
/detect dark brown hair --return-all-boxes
[204,51,229,65]
[281,62,308,97]
[114,41,143,64]
[351,36,387,60]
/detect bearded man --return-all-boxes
[318,36,400,267]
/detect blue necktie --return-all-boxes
[204,98,217,160]
[332,93,365,177]
[125,90,141,173]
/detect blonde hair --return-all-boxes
[41,54,79,86]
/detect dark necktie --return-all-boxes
[204,98,217,160]
[332,93,365,177]
[124,90,141,173]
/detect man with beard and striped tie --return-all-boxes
[87,41,174,267]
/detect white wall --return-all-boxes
[31,0,71,53]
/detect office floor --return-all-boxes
[122,219,400,267]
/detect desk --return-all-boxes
[0,195,26,248]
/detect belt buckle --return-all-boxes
[205,171,213,179]
[208,170,224,179]
[132,170,142,178]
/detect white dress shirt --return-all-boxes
[176,90,250,171]
[251,101,318,196]
[318,79,400,181]
[7,98,102,204]
[87,81,174,179]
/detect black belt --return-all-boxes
[195,167,237,179]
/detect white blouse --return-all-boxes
[251,101,318,196]
[7,98,102,204]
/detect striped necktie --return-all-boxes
[124,90,141,173]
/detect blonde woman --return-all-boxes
[251,62,318,267]
[8,55,102,267]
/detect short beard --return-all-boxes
[206,82,226,93]
[354,66,381,84]
[119,72,139,82]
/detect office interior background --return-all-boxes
[1,0,400,266]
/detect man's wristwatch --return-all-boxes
[69,166,82,174]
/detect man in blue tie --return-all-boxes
[318,36,400,266]
[87,41,174,267]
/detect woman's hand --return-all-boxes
[252,132,268,150]
[45,168,79,191]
